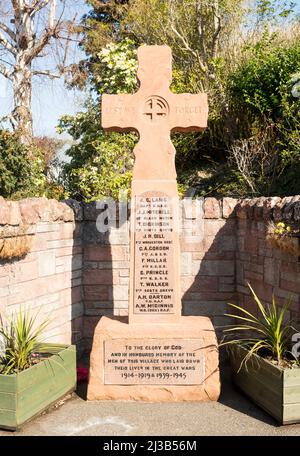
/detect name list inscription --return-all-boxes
[133,194,175,314]
[104,339,205,385]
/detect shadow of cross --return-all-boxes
[102,45,208,181]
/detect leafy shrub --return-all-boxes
[0,130,65,200]
[58,40,138,201]
[214,35,300,197]
[228,36,300,120]
[94,38,138,94]
[184,164,250,198]
[0,130,33,198]
[61,29,300,200]
[58,104,136,201]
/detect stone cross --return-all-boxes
[102,45,208,181]
[87,46,220,402]
[102,45,208,324]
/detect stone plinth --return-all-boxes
[87,316,220,402]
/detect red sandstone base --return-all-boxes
[87,316,220,402]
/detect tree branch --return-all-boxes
[55,35,82,43]
[171,24,207,74]
[0,22,16,42]
[0,57,14,68]
[26,0,62,62]
[195,0,206,63]
[11,0,21,21]
[0,62,12,79]
[170,24,196,57]
[0,30,16,55]
[61,13,77,68]
[32,69,61,79]
[26,31,51,62]
[48,0,57,29]
[0,112,16,129]
[211,1,222,60]
[30,0,52,16]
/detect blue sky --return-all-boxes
[0,0,89,139]
[0,74,87,138]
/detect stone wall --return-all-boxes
[236,196,300,323]
[82,202,130,349]
[0,197,84,355]
[82,198,238,348]
[1,195,300,355]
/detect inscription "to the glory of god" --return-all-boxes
[104,338,205,385]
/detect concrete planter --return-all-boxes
[229,345,300,424]
[0,344,76,430]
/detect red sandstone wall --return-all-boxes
[0,197,84,354]
[236,196,300,323]
[82,198,238,348]
[1,195,300,355]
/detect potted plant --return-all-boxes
[0,307,76,430]
[223,283,300,425]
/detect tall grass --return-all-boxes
[0,307,50,374]
[222,283,297,367]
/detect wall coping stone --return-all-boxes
[236,196,300,221]
[0,197,83,226]
[2,196,300,226]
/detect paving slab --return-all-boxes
[0,371,300,436]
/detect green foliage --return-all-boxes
[81,0,129,53]
[72,0,246,193]
[278,71,300,164]
[229,37,300,120]
[255,0,296,23]
[188,165,249,198]
[0,307,49,375]
[0,130,65,200]
[222,283,298,367]
[217,33,300,198]
[59,115,135,201]
[94,38,138,94]
[58,40,140,201]
[62,2,300,200]
[58,101,136,201]
[60,38,208,200]
[0,130,33,198]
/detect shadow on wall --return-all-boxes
[181,221,237,329]
[64,200,86,359]
[79,200,129,354]
[183,196,300,341]
[181,197,238,364]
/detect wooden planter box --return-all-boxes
[229,345,300,424]
[0,344,76,430]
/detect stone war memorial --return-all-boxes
[87,45,220,402]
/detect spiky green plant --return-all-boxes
[0,307,50,375]
[223,283,297,367]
